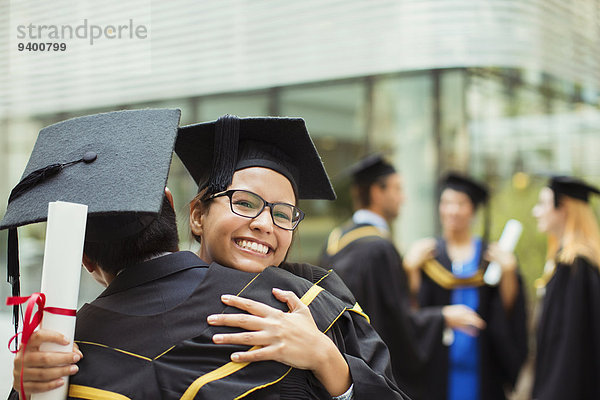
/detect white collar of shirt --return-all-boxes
[352,209,389,232]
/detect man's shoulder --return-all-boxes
[86,251,210,315]
[324,221,392,256]
[338,232,398,257]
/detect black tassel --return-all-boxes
[7,152,97,205]
[8,163,64,204]
[6,163,63,347]
[203,115,240,198]
[7,228,20,349]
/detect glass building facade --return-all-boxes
[2,67,598,302]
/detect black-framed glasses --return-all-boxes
[206,189,305,231]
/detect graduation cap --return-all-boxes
[346,154,397,185]
[175,114,335,200]
[1,108,181,334]
[549,176,600,206]
[441,172,489,208]
[441,172,491,243]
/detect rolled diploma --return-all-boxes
[31,201,88,400]
[483,219,522,286]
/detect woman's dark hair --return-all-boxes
[84,196,179,275]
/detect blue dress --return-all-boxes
[448,239,481,400]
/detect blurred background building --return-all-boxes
[1,0,599,395]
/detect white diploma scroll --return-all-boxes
[483,219,522,286]
[32,201,88,400]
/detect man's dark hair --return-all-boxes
[84,196,179,275]
[354,177,388,209]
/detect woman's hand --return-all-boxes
[403,238,437,272]
[207,288,351,396]
[13,329,82,399]
[403,238,437,297]
[442,305,486,337]
[484,243,517,273]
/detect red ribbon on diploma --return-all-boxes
[6,292,77,399]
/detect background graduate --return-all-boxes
[403,173,528,400]
[531,176,600,400]
[320,155,485,399]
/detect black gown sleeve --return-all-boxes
[328,308,411,399]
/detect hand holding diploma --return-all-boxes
[483,219,522,286]
[12,330,82,398]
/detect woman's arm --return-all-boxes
[485,243,519,312]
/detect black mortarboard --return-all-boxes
[442,172,489,207]
[1,108,181,336]
[175,115,335,200]
[549,176,600,206]
[347,154,397,185]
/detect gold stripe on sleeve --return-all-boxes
[314,269,333,286]
[299,284,324,305]
[236,273,261,296]
[234,368,293,399]
[180,350,261,400]
[154,345,176,360]
[75,341,152,361]
[348,302,370,323]
[69,384,131,400]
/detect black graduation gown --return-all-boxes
[417,239,528,400]
[320,221,445,399]
[9,251,407,399]
[532,256,600,400]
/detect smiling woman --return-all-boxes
[176,114,409,399]
[190,167,296,274]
